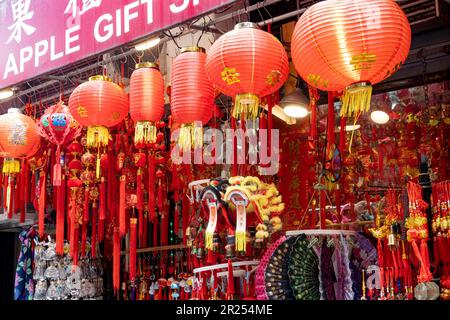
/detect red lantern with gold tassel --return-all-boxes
[205,22,289,120]
[130,62,165,146]
[171,47,214,151]
[68,76,128,178]
[291,0,411,117]
[0,108,40,224]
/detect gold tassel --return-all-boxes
[192,124,203,150]
[178,124,192,151]
[340,83,372,118]
[2,159,20,174]
[87,126,110,148]
[205,231,213,250]
[134,121,157,145]
[233,93,260,120]
[235,231,246,252]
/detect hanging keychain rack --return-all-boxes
[120,244,186,255]
[193,260,260,275]
[286,229,357,237]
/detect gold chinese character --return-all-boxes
[77,106,88,118]
[221,67,240,85]
[350,53,377,71]
[266,70,281,86]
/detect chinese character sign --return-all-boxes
[0,0,237,90]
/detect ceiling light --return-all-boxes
[370,110,390,124]
[279,89,310,119]
[0,88,14,100]
[135,37,161,51]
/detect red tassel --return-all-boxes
[53,149,62,186]
[182,194,189,245]
[30,171,36,205]
[83,187,90,223]
[91,205,98,258]
[148,154,156,222]
[38,172,46,239]
[157,180,163,211]
[161,213,168,246]
[113,228,121,298]
[138,206,144,247]
[73,221,79,266]
[56,179,66,256]
[226,259,235,299]
[129,218,137,280]
[20,162,26,223]
[81,222,87,257]
[7,177,13,219]
[119,175,127,237]
[14,172,20,215]
[142,213,148,247]
[137,170,143,211]
[99,178,106,220]
[309,86,318,140]
[3,174,8,210]
[98,218,105,242]
[327,92,335,152]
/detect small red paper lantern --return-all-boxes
[129,62,165,146]
[206,22,289,120]
[68,76,129,148]
[0,108,40,173]
[171,47,214,150]
[291,0,411,117]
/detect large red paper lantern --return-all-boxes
[130,62,165,146]
[68,76,129,148]
[206,22,289,120]
[171,47,214,150]
[291,0,411,117]
[0,108,40,173]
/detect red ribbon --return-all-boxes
[129,218,137,280]
[56,178,66,256]
[119,175,127,237]
[38,172,46,239]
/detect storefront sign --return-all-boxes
[0,0,236,90]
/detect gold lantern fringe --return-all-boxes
[134,121,157,145]
[340,82,372,117]
[87,126,110,148]
[178,123,203,152]
[2,159,20,174]
[233,93,260,120]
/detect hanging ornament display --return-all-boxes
[206,22,289,120]
[129,62,165,146]
[170,47,214,151]
[291,0,411,117]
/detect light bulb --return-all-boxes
[283,105,308,118]
[135,37,161,51]
[370,110,390,124]
[0,88,14,100]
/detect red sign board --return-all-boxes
[0,0,236,90]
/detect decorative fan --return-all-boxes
[349,233,378,299]
[255,236,286,300]
[263,236,296,300]
[322,144,342,183]
[288,235,321,300]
